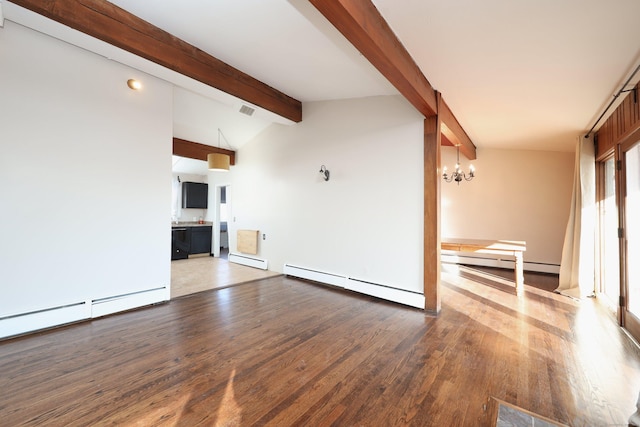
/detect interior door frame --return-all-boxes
[212,183,230,258]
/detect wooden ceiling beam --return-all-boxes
[439,98,476,160]
[173,137,236,166]
[9,0,302,123]
[309,0,437,117]
[309,0,476,159]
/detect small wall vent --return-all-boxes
[239,104,255,116]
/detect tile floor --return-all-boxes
[170,255,281,298]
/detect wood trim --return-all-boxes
[615,143,624,326]
[439,98,476,160]
[173,137,236,166]
[309,0,437,117]
[423,94,442,314]
[596,81,640,158]
[9,0,302,123]
[617,121,640,152]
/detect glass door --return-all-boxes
[623,142,640,339]
[599,156,620,314]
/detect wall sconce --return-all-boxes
[443,145,475,185]
[126,79,142,90]
[319,165,330,181]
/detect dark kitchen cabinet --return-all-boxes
[182,182,208,208]
[171,228,190,260]
[189,226,212,255]
[171,225,212,260]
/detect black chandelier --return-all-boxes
[442,145,475,184]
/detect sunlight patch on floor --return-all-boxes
[215,368,242,427]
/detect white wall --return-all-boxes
[0,16,576,327]
[229,96,575,298]
[441,146,575,267]
[0,21,172,331]
[230,96,425,294]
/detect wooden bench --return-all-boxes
[441,238,527,296]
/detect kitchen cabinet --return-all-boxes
[171,228,190,260]
[190,226,212,255]
[171,224,212,260]
[182,182,208,208]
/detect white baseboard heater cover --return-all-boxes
[0,287,169,339]
[283,264,424,309]
[441,253,560,274]
[283,264,347,288]
[0,302,91,339]
[345,278,425,309]
[91,287,169,318]
[229,253,268,270]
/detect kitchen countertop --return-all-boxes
[171,221,213,228]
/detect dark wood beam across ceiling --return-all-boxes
[173,138,236,166]
[309,0,437,116]
[8,0,302,123]
[309,0,476,160]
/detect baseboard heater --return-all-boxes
[441,253,560,274]
[0,287,169,340]
[91,287,169,318]
[283,264,424,309]
[283,264,347,287]
[229,253,268,270]
[0,301,90,339]
[345,278,425,309]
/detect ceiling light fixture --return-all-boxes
[442,145,475,185]
[127,79,142,90]
[208,153,230,171]
[208,128,231,172]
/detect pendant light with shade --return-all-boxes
[208,128,231,171]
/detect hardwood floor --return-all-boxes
[1,264,640,426]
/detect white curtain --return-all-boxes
[556,136,596,298]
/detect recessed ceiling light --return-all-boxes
[127,79,142,90]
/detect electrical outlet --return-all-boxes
[263,233,266,240]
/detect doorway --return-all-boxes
[213,184,230,259]
[598,155,620,313]
[622,141,640,339]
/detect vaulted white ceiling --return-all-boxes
[6,0,640,156]
[373,0,640,152]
